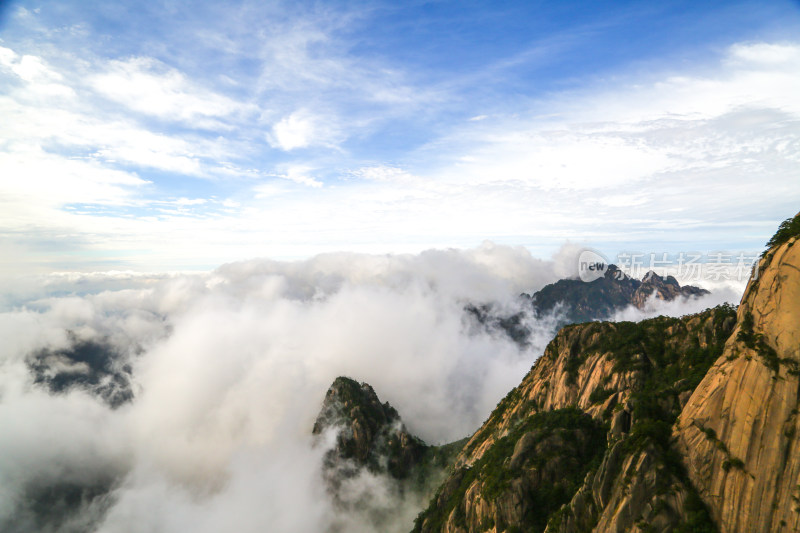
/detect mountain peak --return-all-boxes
[313,376,426,480]
[641,270,661,282]
[529,264,708,326]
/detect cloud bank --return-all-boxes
[0,244,573,532]
[0,243,746,532]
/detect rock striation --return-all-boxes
[675,220,800,533]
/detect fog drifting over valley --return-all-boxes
[0,243,743,532]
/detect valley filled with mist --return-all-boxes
[0,244,737,532]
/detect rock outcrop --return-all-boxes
[313,376,429,481]
[313,376,467,533]
[312,377,467,532]
[413,304,736,532]
[675,220,800,532]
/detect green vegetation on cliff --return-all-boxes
[413,408,606,533]
[765,212,800,251]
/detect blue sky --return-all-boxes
[1,0,799,273]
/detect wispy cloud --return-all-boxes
[90,56,249,127]
[0,0,798,272]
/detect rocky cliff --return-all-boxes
[412,304,736,532]
[409,213,800,533]
[675,214,800,533]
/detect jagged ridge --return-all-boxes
[528,265,709,325]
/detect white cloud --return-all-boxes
[279,164,324,187]
[268,109,341,151]
[0,46,75,97]
[90,57,246,126]
[444,131,673,190]
[350,166,415,183]
[270,111,316,150]
[1,37,798,272]
[253,12,428,107]
[610,287,742,322]
[728,42,800,67]
[0,92,209,176]
[374,41,799,248]
[0,45,258,264]
[0,245,568,531]
[0,144,148,207]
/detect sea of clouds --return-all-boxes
[0,243,743,532]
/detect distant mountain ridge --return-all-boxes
[526,264,709,325]
[467,265,709,347]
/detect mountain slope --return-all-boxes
[413,304,736,532]
[412,213,800,533]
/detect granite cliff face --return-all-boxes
[675,219,800,533]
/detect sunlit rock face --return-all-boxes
[412,302,737,533]
[676,222,800,533]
